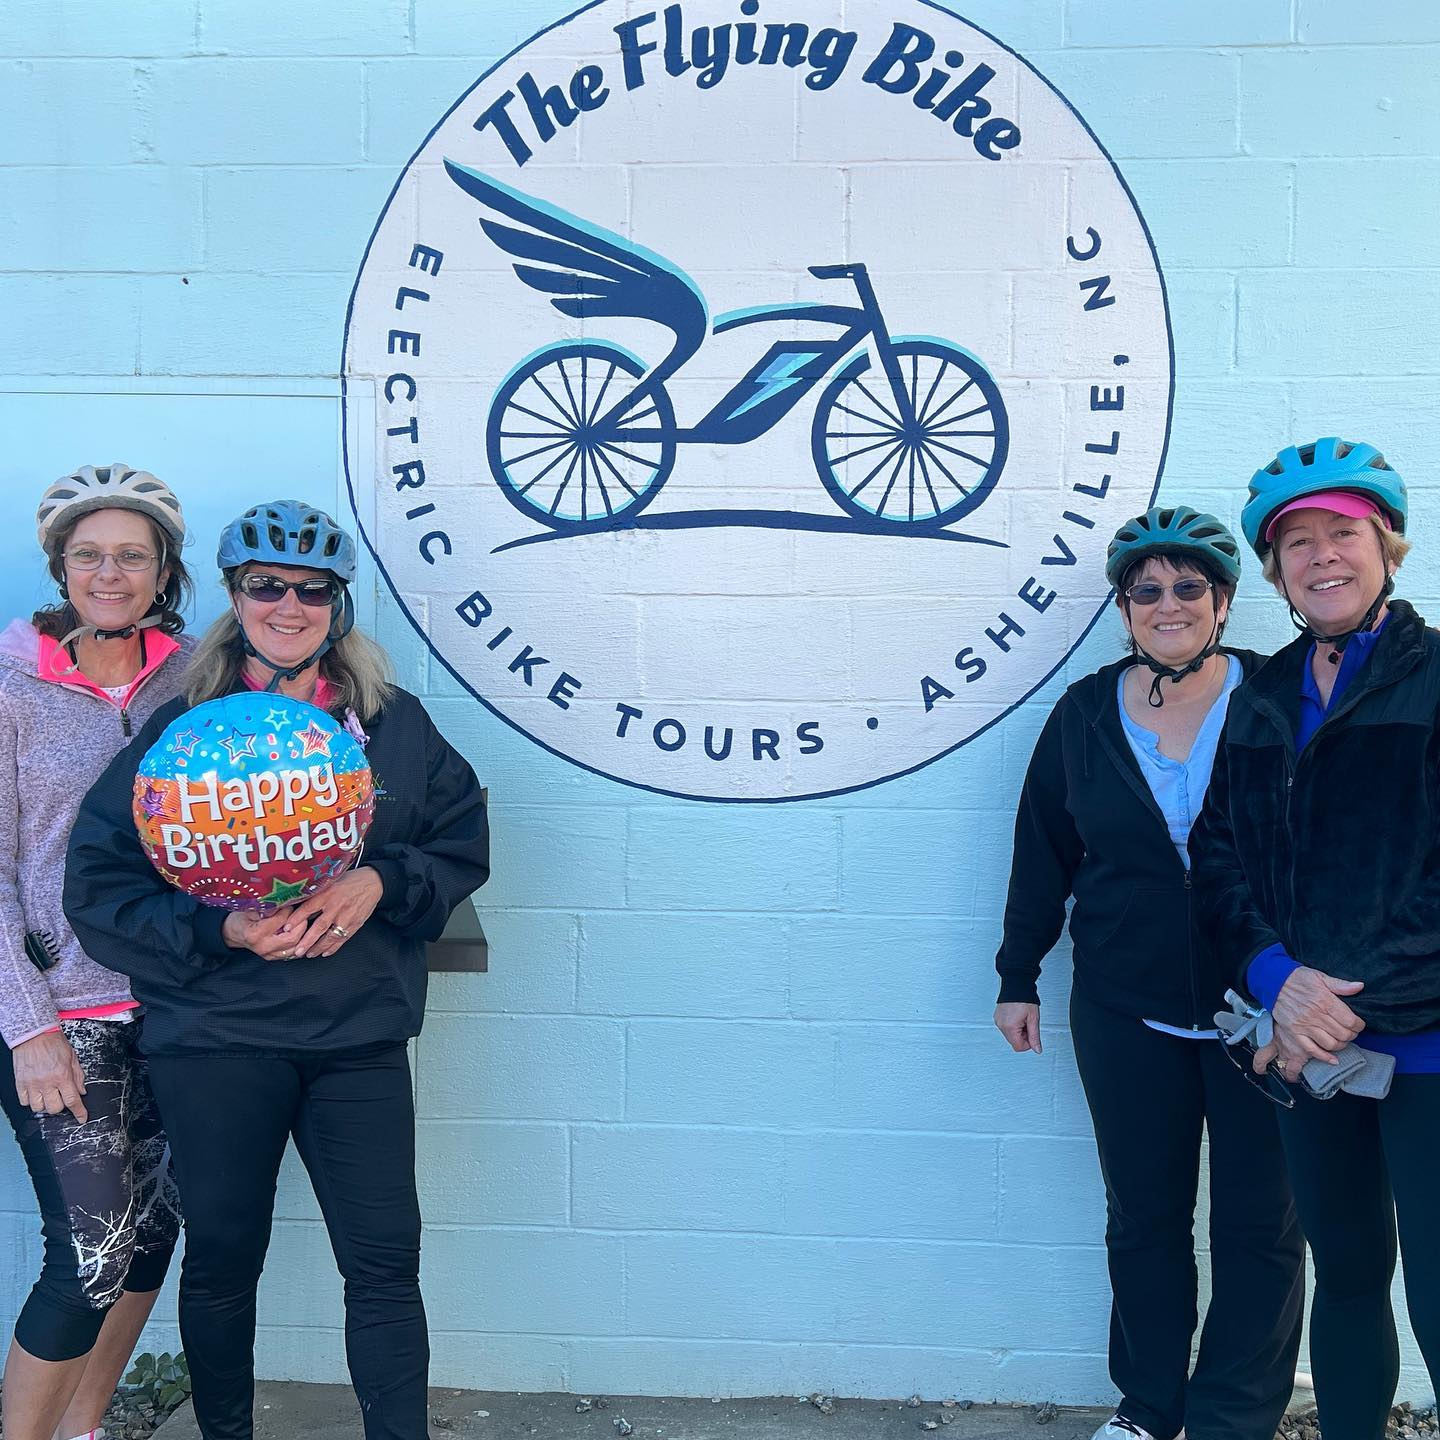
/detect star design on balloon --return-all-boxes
[221,731,257,763]
[294,722,333,758]
[140,783,169,818]
[157,868,181,885]
[265,707,289,729]
[172,729,200,756]
[261,877,308,906]
[310,855,348,882]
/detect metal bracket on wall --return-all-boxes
[425,896,488,973]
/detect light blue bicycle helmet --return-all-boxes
[1105,505,1242,588]
[217,500,358,690]
[1242,439,1406,558]
[216,500,357,582]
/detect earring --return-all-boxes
[155,590,167,606]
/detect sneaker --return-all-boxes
[1091,1421,1156,1440]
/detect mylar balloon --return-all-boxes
[132,693,375,912]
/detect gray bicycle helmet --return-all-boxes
[216,500,357,582]
[36,464,186,552]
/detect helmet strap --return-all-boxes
[233,587,353,695]
[1131,607,1225,709]
[57,613,163,650]
[1281,571,1394,665]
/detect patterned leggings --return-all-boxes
[0,1018,182,1361]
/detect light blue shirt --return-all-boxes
[1116,653,1243,869]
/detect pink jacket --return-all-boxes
[0,619,191,1047]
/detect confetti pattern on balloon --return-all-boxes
[132,693,375,912]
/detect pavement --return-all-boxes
[153,1385,1115,1440]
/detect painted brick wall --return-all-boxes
[1,0,1437,1405]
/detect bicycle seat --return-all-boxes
[808,264,862,280]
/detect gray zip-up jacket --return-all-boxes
[0,618,191,1047]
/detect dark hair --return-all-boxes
[1115,548,1235,656]
[31,513,193,640]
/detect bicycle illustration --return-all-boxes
[446,161,1010,536]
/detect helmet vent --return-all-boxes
[1298,443,1316,464]
[240,522,259,549]
[1336,441,1354,458]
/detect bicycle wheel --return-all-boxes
[486,342,676,530]
[811,339,1008,527]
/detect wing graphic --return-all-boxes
[444,161,707,353]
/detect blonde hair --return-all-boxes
[1261,511,1411,587]
[185,609,395,721]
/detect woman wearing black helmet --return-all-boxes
[61,500,489,1440]
[994,506,1303,1440]
[1192,440,1440,1438]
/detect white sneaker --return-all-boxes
[1092,1420,1156,1440]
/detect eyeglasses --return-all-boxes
[1125,577,1214,606]
[1220,1028,1296,1109]
[235,574,341,607]
[64,546,158,572]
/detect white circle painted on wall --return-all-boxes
[343,0,1172,801]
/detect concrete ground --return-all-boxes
[154,1385,1115,1440]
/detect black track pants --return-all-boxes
[147,1045,427,1440]
[1277,1075,1440,1440]
[1070,989,1305,1440]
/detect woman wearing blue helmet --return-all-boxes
[62,501,490,1440]
[1192,439,1440,1439]
[994,506,1303,1440]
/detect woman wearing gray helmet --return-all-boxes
[0,465,192,1440]
[62,500,489,1440]
[993,507,1303,1440]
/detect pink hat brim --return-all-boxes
[1264,490,1388,544]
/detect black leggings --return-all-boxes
[147,1045,427,1440]
[1070,988,1305,1440]
[0,1018,180,1361]
[1278,1075,1440,1440]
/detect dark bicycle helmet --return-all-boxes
[216,500,357,582]
[1242,439,1405,558]
[1104,505,1242,588]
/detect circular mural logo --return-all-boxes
[343,0,1171,801]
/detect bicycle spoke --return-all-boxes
[853,379,904,428]
[922,378,978,428]
[556,360,584,425]
[830,400,902,433]
[918,444,969,497]
[829,434,912,467]
[923,436,992,470]
[513,441,578,496]
[915,446,943,517]
[874,446,907,517]
[580,355,588,432]
[825,430,902,439]
[906,447,917,521]
[846,439,905,502]
[599,440,663,469]
[505,399,573,432]
[548,448,583,516]
[586,362,619,423]
[924,428,995,440]
[916,359,948,425]
[528,373,578,427]
[592,443,644,500]
[503,437,572,467]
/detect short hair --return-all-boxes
[1114,548,1237,611]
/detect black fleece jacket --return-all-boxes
[63,686,488,1055]
[994,649,1264,1029]
[1190,599,1440,1035]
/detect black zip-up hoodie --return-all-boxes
[1191,599,1440,1034]
[994,649,1264,1029]
[62,686,488,1055]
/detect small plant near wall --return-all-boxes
[123,1350,192,1420]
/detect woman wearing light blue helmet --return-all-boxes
[995,505,1303,1440]
[1192,438,1440,1439]
[63,500,490,1440]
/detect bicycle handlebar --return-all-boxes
[808,263,864,280]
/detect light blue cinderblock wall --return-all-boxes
[1,0,1438,1406]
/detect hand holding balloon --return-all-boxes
[279,867,385,959]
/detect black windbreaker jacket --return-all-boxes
[63,686,488,1055]
[994,649,1264,1029]
[1190,599,1440,1035]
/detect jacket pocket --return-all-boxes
[1071,883,1191,994]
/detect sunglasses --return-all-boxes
[1219,1028,1296,1108]
[236,574,341,607]
[1125,577,1213,606]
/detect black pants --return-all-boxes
[1070,989,1305,1440]
[0,1018,180,1361]
[147,1045,427,1440]
[1278,1075,1440,1440]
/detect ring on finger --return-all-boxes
[328,924,349,938]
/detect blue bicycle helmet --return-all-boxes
[217,500,357,583]
[1242,439,1406,557]
[1105,505,1242,588]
